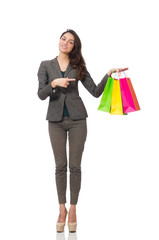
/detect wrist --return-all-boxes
[107,70,112,77]
[51,80,57,88]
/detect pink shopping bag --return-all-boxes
[119,77,136,114]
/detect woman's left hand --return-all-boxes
[107,67,128,77]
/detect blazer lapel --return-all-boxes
[64,63,73,77]
[51,56,74,78]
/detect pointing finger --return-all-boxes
[66,78,76,82]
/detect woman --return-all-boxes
[37,29,128,232]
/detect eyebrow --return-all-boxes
[62,35,75,41]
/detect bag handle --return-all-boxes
[112,69,120,80]
[118,69,128,79]
[112,69,128,79]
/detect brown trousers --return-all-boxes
[48,116,87,205]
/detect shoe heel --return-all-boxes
[56,222,66,232]
[68,222,77,232]
[56,209,68,232]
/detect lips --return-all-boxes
[61,45,67,49]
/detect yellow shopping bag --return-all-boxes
[110,79,123,115]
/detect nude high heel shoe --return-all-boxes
[68,222,77,232]
[56,209,68,232]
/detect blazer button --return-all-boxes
[52,89,56,93]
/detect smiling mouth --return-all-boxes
[61,45,67,49]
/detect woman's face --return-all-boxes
[59,32,75,54]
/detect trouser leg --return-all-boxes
[48,121,67,204]
[68,119,87,205]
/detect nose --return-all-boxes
[63,39,68,45]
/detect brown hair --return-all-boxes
[60,29,87,81]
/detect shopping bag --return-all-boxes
[98,77,114,112]
[119,77,136,113]
[126,77,140,111]
[110,79,123,115]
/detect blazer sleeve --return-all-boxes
[81,68,109,98]
[37,61,58,100]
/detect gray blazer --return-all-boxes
[37,56,109,122]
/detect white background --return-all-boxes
[0,0,159,239]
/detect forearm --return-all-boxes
[37,61,58,100]
[38,82,54,100]
[82,71,109,98]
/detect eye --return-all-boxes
[70,42,73,44]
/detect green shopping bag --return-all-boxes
[98,77,114,112]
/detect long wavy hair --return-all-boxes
[60,29,87,81]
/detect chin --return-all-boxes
[60,49,71,54]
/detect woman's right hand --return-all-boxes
[51,78,76,88]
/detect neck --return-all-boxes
[58,52,69,62]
